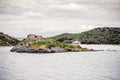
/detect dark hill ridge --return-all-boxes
[51,27,120,44]
[0,32,19,46]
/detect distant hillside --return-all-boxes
[0,32,20,46]
[51,27,120,44]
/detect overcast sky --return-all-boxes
[0,0,120,37]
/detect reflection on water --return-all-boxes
[0,45,120,80]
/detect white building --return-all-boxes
[72,41,81,45]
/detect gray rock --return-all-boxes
[50,47,66,53]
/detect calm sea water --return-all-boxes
[0,45,120,80]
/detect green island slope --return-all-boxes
[0,32,20,46]
[50,27,120,44]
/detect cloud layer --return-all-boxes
[0,0,120,37]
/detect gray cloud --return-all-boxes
[0,0,120,19]
[0,0,120,37]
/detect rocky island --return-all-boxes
[11,34,90,53]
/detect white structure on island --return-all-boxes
[72,40,81,45]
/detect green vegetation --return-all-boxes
[31,41,50,49]
[28,39,85,51]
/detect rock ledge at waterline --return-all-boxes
[10,34,92,53]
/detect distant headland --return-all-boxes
[0,32,19,46]
[50,27,120,44]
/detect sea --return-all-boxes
[0,45,120,80]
